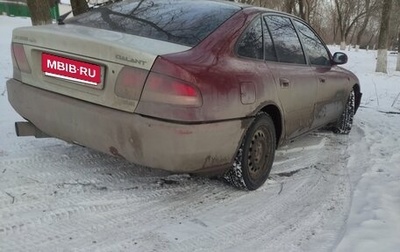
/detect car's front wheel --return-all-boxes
[333,89,355,134]
[224,113,276,190]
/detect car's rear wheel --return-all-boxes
[333,89,355,134]
[224,113,276,190]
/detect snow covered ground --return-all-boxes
[1,16,399,252]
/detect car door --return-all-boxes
[293,20,348,128]
[263,15,318,139]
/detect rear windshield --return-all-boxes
[66,0,241,47]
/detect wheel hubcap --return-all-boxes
[247,128,269,179]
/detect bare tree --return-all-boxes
[237,0,284,9]
[397,30,400,71]
[355,0,378,48]
[71,0,89,16]
[27,0,52,26]
[396,31,400,71]
[238,0,387,48]
[375,0,393,73]
[386,0,400,71]
[284,0,296,13]
[238,0,321,26]
[334,0,370,50]
[282,0,318,23]
[396,2,400,71]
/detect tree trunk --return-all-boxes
[356,17,369,46]
[27,0,52,26]
[340,32,346,50]
[333,11,339,43]
[397,53,400,72]
[396,32,400,71]
[367,34,375,49]
[284,0,296,14]
[298,0,306,21]
[376,49,388,73]
[356,0,371,47]
[335,0,346,50]
[340,41,346,50]
[71,0,89,16]
[376,0,393,73]
[349,25,358,45]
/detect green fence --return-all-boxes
[0,0,60,19]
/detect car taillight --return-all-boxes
[12,43,31,73]
[114,66,148,100]
[141,72,202,107]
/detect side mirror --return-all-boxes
[332,52,348,65]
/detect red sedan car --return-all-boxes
[7,0,361,190]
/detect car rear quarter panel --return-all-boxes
[150,9,281,123]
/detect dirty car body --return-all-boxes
[7,0,361,190]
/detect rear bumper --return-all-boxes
[7,79,247,174]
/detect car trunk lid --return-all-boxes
[11,24,191,112]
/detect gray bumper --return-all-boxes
[7,79,246,174]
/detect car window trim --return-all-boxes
[235,12,332,68]
[263,14,307,65]
[261,14,278,62]
[234,14,266,62]
[291,18,333,67]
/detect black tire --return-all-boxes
[333,89,355,134]
[224,113,276,190]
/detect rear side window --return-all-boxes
[294,20,331,66]
[262,19,278,62]
[236,16,278,61]
[66,0,240,47]
[237,17,264,60]
[265,15,305,64]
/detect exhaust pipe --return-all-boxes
[15,121,50,138]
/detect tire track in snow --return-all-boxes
[1,158,232,251]
[0,129,357,251]
[1,182,233,251]
[96,133,353,252]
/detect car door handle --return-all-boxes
[279,78,290,88]
[319,77,326,83]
